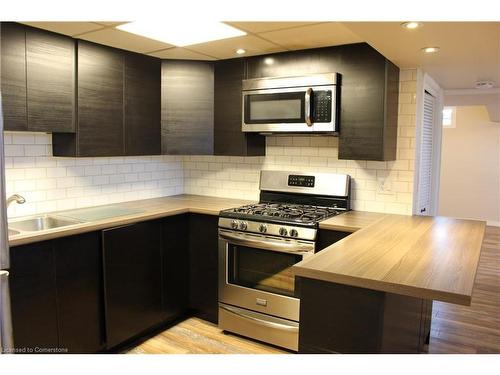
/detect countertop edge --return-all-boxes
[293,266,473,306]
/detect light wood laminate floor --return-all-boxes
[129,226,500,354]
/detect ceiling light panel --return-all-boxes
[116,21,246,47]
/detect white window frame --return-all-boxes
[412,70,444,216]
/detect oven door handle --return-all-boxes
[219,304,299,333]
[219,230,314,254]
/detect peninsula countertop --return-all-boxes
[294,214,486,306]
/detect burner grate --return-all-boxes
[222,202,341,225]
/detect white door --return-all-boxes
[416,91,436,215]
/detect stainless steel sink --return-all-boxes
[9,215,83,232]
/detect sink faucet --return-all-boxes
[6,194,26,208]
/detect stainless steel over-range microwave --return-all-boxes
[241,73,340,134]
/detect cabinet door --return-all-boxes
[26,28,75,132]
[162,215,189,320]
[188,214,219,323]
[77,40,124,156]
[9,241,59,351]
[102,221,163,348]
[54,232,103,353]
[124,52,161,155]
[0,22,27,131]
[161,60,214,155]
[214,59,265,156]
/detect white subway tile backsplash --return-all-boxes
[5,145,25,156]
[25,145,49,156]
[4,135,184,218]
[12,133,35,145]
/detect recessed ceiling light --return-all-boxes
[421,46,440,54]
[401,22,422,29]
[264,57,274,65]
[236,48,246,55]
[116,21,246,47]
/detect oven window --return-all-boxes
[227,244,301,298]
[244,92,305,124]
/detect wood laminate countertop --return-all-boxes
[8,194,253,247]
[319,210,386,232]
[294,214,486,306]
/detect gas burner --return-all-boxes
[221,202,342,226]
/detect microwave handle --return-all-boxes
[305,88,313,126]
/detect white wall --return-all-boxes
[3,132,184,218]
[438,105,500,225]
[184,69,418,215]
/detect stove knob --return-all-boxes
[259,224,267,233]
[290,229,299,238]
[279,227,288,236]
[239,221,248,230]
[231,220,239,229]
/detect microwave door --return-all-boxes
[243,90,306,125]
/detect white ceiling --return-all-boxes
[21,21,500,90]
[343,22,500,90]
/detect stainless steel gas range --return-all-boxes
[218,170,351,351]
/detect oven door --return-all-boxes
[218,229,314,322]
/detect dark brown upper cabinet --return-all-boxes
[53,41,161,157]
[1,22,75,133]
[77,40,124,156]
[1,22,27,131]
[161,58,265,156]
[125,53,161,156]
[25,27,76,132]
[246,43,400,161]
[214,59,266,156]
[161,60,214,155]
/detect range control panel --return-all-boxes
[288,175,315,188]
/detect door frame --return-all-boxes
[412,70,444,216]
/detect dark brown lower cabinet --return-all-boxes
[188,214,219,323]
[298,277,430,353]
[10,241,59,352]
[54,232,103,353]
[102,220,164,349]
[9,232,103,353]
[162,215,190,320]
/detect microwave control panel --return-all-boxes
[313,90,332,123]
[288,175,315,188]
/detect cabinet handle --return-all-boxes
[220,304,298,333]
